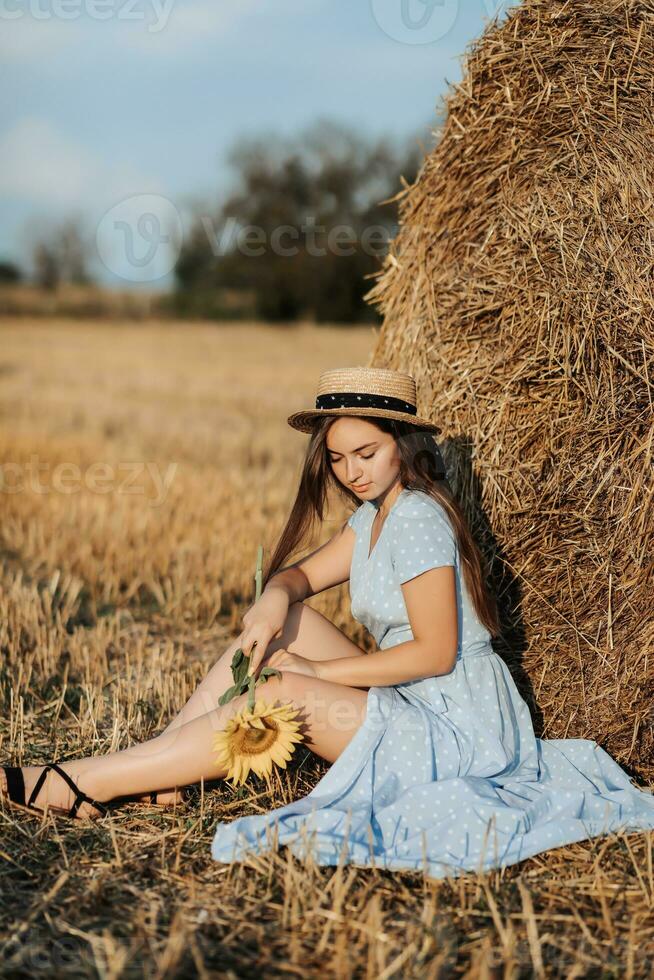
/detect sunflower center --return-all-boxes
[235,720,279,756]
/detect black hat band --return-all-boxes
[315,392,417,414]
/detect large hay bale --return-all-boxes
[364,0,654,776]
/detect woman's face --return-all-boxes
[326,417,401,500]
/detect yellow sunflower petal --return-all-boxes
[212,695,307,787]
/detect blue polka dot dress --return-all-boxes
[211,488,654,876]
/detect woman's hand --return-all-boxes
[266,648,320,679]
[238,587,290,677]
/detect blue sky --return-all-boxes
[1,0,512,288]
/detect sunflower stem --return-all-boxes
[218,543,278,709]
[254,544,263,601]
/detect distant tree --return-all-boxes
[0,260,23,283]
[174,117,432,323]
[28,213,94,290]
[33,241,60,290]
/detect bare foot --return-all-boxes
[1,763,107,820]
[120,787,187,807]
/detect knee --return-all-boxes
[261,601,305,661]
[258,668,305,704]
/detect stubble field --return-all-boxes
[0,317,652,978]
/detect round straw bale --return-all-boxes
[364,0,654,778]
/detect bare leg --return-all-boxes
[0,602,367,817]
[159,601,366,736]
[2,669,369,818]
[125,601,365,805]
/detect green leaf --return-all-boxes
[232,649,250,686]
[217,543,267,714]
[217,683,240,706]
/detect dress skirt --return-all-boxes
[211,647,654,877]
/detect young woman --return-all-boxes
[3,367,654,879]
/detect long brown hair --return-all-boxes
[264,415,501,639]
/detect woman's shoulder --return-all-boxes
[349,488,450,530]
[388,487,457,576]
[346,501,371,531]
[392,487,450,523]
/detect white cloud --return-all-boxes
[121,0,262,54]
[0,116,164,208]
[119,0,330,58]
[0,0,300,66]
[0,14,85,62]
[0,0,329,67]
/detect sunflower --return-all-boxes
[213,698,305,786]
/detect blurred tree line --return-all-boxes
[169,118,428,323]
[3,117,435,323]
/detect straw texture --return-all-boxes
[287,365,442,432]
[362,0,654,776]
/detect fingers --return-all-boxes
[246,635,273,677]
[240,626,266,659]
[238,628,258,675]
[267,649,289,669]
[246,645,262,678]
[239,621,284,676]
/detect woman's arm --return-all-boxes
[264,567,311,604]
[316,634,456,687]
[265,519,355,601]
[318,564,459,686]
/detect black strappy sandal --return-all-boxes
[1,762,112,820]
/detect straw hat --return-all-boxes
[287,366,442,435]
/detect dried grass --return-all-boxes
[2,7,654,968]
[364,0,654,784]
[0,316,652,975]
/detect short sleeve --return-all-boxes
[346,505,364,532]
[390,503,456,585]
